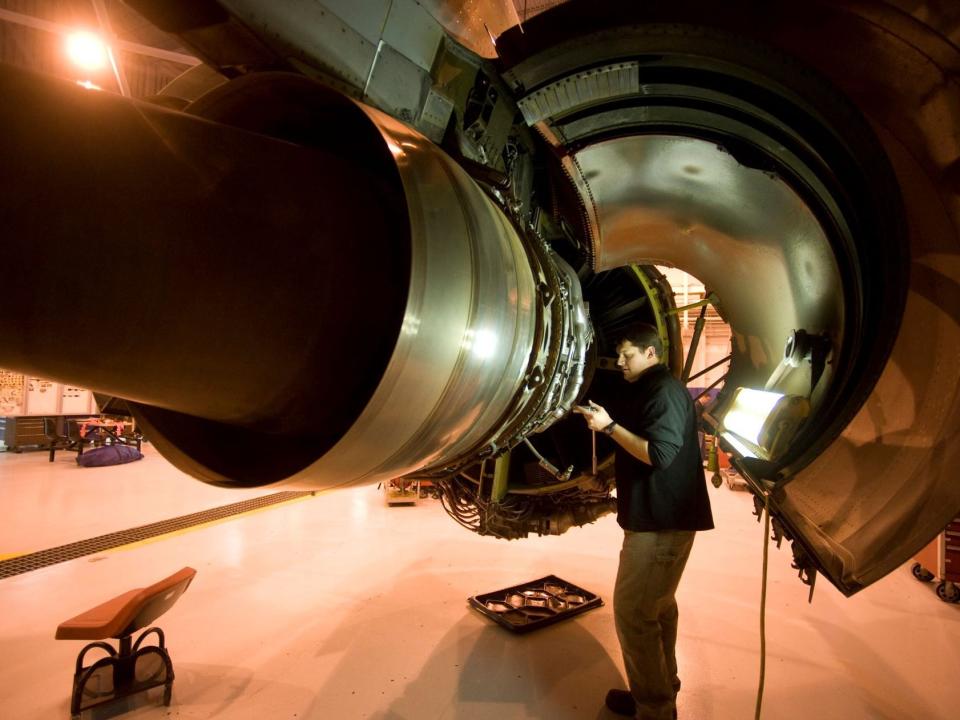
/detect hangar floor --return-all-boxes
[1,444,958,720]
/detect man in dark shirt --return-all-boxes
[576,323,713,720]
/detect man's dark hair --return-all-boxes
[617,322,663,357]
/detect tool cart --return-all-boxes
[911,513,960,603]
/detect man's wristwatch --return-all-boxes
[601,421,617,435]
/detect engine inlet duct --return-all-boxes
[0,65,590,488]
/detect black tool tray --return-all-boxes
[468,574,603,633]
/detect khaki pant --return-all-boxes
[614,530,696,720]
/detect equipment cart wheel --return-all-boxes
[911,562,935,583]
[935,581,960,603]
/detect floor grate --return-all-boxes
[0,491,313,580]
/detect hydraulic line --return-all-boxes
[681,303,709,383]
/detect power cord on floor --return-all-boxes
[755,490,771,720]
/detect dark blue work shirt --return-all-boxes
[614,364,715,532]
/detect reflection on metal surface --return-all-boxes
[294,101,593,485]
[574,134,844,400]
[289,102,542,484]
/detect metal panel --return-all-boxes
[221,0,379,88]
[517,62,639,125]
[319,0,392,45]
[382,0,445,74]
[417,85,455,141]
[364,41,429,122]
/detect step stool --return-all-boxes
[55,567,196,718]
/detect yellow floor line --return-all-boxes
[2,490,324,563]
[105,490,324,555]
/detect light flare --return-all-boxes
[65,31,108,72]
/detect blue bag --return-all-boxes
[76,445,143,467]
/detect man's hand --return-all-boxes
[573,401,613,431]
[575,400,653,465]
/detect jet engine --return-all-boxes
[1,0,959,597]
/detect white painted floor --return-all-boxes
[0,444,958,720]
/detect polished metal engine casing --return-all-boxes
[324,106,591,484]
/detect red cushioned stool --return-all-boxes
[55,567,196,719]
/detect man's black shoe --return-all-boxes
[605,689,635,716]
[604,689,679,718]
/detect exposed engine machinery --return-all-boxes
[437,471,618,540]
[1,58,673,543]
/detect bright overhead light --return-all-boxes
[65,31,108,72]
